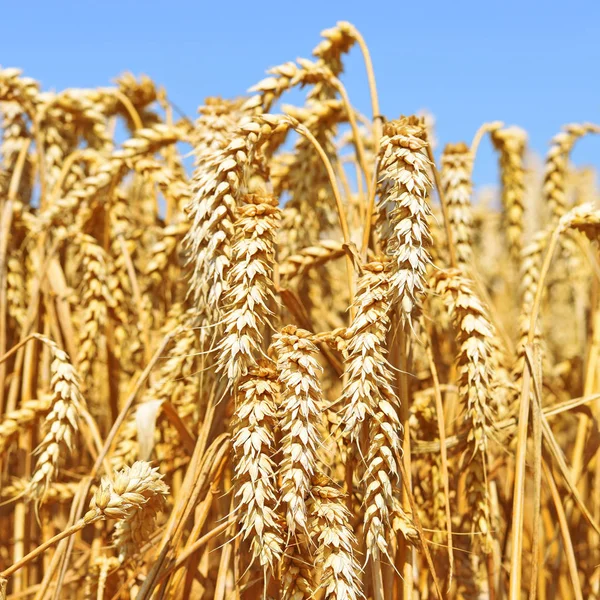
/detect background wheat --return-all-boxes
[0,21,599,600]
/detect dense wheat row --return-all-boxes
[1,21,599,600]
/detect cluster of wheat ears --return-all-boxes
[0,21,599,600]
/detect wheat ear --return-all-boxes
[309,475,363,600]
[441,142,474,268]
[27,337,84,501]
[433,269,495,552]
[543,122,599,221]
[232,362,284,574]
[217,193,280,387]
[273,326,324,537]
[86,461,169,524]
[376,116,433,331]
[491,126,527,263]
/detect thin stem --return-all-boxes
[111,90,144,131]
[294,124,350,245]
[360,160,379,260]
[0,334,38,366]
[331,76,372,191]
[0,517,99,579]
[426,144,458,268]
[349,24,382,146]
[294,123,355,307]
[157,521,230,585]
[424,332,454,590]
[470,121,503,159]
[542,461,584,600]
[0,139,31,417]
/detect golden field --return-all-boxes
[0,21,599,600]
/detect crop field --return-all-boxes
[0,20,599,600]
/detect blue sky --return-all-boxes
[1,0,598,188]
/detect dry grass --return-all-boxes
[1,21,600,599]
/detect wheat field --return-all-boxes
[0,21,599,600]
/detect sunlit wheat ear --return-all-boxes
[217,193,280,388]
[85,461,169,526]
[516,203,600,375]
[244,57,342,115]
[185,114,291,328]
[281,539,314,600]
[232,362,284,575]
[441,142,474,268]
[338,261,395,444]
[337,263,418,560]
[376,116,433,332]
[112,481,168,564]
[75,235,114,392]
[433,269,496,552]
[491,126,527,263]
[7,253,27,330]
[363,412,418,561]
[543,122,599,221]
[193,96,249,162]
[144,221,189,292]
[309,475,363,600]
[273,326,324,537]
[514,230,549,377]
[279,240,345,280]
[309,21,357,101]
[27,338,84,502]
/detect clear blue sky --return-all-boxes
[1,0,599,188]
